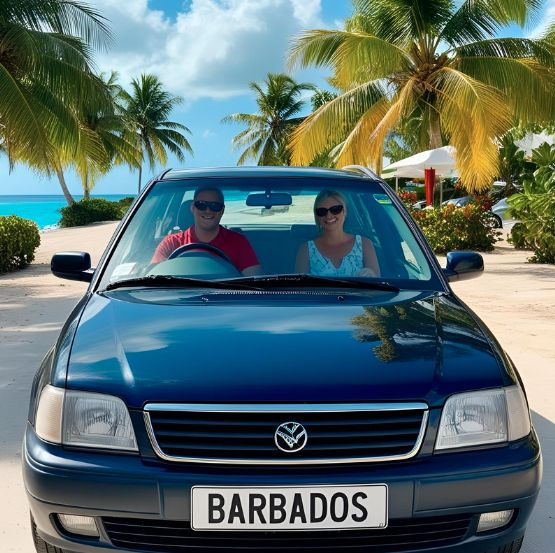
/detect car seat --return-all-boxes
[177,200,194,231]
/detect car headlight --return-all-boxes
[35,385,138,451]
[435,386,531,450]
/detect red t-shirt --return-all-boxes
[151,225,259,272]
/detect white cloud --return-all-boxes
[92,0,323,99]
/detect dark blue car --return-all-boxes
[24,167,541,553]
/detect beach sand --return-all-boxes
[0,221,553,552]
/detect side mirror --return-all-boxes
[51,252,94,282]
[443,251,483,282]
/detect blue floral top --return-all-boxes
[307,235,363,277]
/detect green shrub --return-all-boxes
[59,198,123,228]
[507,222,533,250]
[116,197,135,217]
[411,204,501,254]
[0,215,41,273]
[507,142,555,264]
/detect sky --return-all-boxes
[1,0,553,196]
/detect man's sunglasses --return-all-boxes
[194,200,224,212]
[315,204,344,217]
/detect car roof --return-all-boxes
[159,166,375,182]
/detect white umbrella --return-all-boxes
[382,166,426,179]
[382,146,458,177]
[382,146,458,202]
[514,132,555,157]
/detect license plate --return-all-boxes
[191,485,388,531]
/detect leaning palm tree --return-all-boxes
[72,72,142,199]
[289,0,555,191]
[222,73,316,166]
[119,74,193,192]
[0,0,111,182]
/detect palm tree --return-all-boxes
[0,0,111,183]
[288,0,555,192]
[119,74,193,192]
[72,72,142,199]
[222,73,316,166]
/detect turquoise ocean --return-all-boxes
[0,195,134,230]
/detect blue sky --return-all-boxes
[1,0,552,196]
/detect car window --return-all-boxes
[97,177,436,289]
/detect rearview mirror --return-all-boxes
[51,252,94,282]
[443,251,483,282]
[246,192,292,209]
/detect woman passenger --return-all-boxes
[295,190,380,277]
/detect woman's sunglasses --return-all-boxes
[315,204,344,217]
[194,200,224,212]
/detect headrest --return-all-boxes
[177,200,194,231]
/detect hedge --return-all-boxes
[410,203,501,254]
[0,215,41,273]
[59,198,124,228]
[116,197,135,216]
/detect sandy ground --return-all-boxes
[0,222,553,552]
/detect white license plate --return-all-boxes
[191,485,388,531]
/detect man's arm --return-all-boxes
[151,234,181,264]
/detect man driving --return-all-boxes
[151,186,261,276]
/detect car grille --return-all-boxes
[102,514,472,552]
[143,403,428,464]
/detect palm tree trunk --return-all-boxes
[428,110,443,149]
[138,164,142,194]
[84,177,90,200]
[55,167,75,205]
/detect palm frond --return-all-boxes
[221,113,267,125]
[144,131,167,168]
[455,37,555,67]
[0,0,111,49]
[441,0,542,46]
[0,63,52,166]
[26,79,79,153]
[152,131,186,162]
[289,29,409,86]
[237,139,265,166]
[457,56,555,122]
[335,78,416,168]
[153,128,193,156]
[289,80,387,165]
[433,67,512,191]
[352,0,453,44]
[159,120,192,133]
[259,136,280,166]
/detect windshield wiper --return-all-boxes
[226,274,400,292]
[103,275,262,292]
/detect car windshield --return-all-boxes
[97,176,438,290]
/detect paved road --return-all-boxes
[0,224,553,552]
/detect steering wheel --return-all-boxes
[168,242,235,266]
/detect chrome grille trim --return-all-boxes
[143,403,429,465]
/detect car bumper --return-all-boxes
[24,423,542,553]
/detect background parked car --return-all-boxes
[441,195,472,207]
[491,198,512,228]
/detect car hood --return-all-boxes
[64,289,504,408]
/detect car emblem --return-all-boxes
[274,422,308,453]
